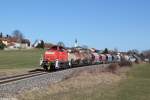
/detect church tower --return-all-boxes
[75,39,78,47]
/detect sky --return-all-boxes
[0,0,150,51]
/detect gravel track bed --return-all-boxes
[0,64,108,97]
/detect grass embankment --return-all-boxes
[0,49,44,69]
[18,64,150,100]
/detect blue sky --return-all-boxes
[0,0,150,51]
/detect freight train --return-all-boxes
[40,45,138,71]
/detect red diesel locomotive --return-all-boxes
[40,45,69,71]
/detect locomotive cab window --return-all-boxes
[59,47,65,52]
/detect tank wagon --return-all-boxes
[68,48,93,66]
[112,53,121,62]
[92,52,100,64]
[106,54,113,63]
[99,54,107,64]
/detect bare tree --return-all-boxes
[57,41,65,47]
[81,45,88,49]
[142,50,150,58]
[12,30,24,42]
[128,49,139,55]
[114,48,118,53]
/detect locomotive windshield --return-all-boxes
[49,45,65,51]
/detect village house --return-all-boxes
[0,36,31,49]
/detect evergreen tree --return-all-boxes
[0,32,3,38]
[103,48,109,54]
[0,41,6,50]
[40,40,45,49]
[36,40,45,49]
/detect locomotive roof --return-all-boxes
[48,45,66,50]
[51,45,65,48]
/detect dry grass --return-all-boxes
[17,64,150,100]
[18,67,124,100]
[0,68,36,77]
[107,63,120,73]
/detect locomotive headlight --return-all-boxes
[45,52,54,54]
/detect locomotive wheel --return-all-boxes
[43,65,48,71]
[76,60,80,65]
[87,59,92,65]
[49,64,56,71]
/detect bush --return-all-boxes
[0,41,6,50]
[119,60,132,67]
[135,60,140,64]
[107,63,119,73]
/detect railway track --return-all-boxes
[0,64,110,97]
[0,71,49,85]
[0,64,109,85]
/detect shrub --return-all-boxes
[135,60,140,64]
[119,59,132,67]
[0,41,6,50]
[107,63,119,73]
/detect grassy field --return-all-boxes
[18,63,150,100]
[0,49,44,69]
[116,63,150,100]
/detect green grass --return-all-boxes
[116,64,150,100]
[0,49,44,69]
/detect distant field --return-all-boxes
[0,49,44,69]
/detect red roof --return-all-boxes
[0,37,19,43]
